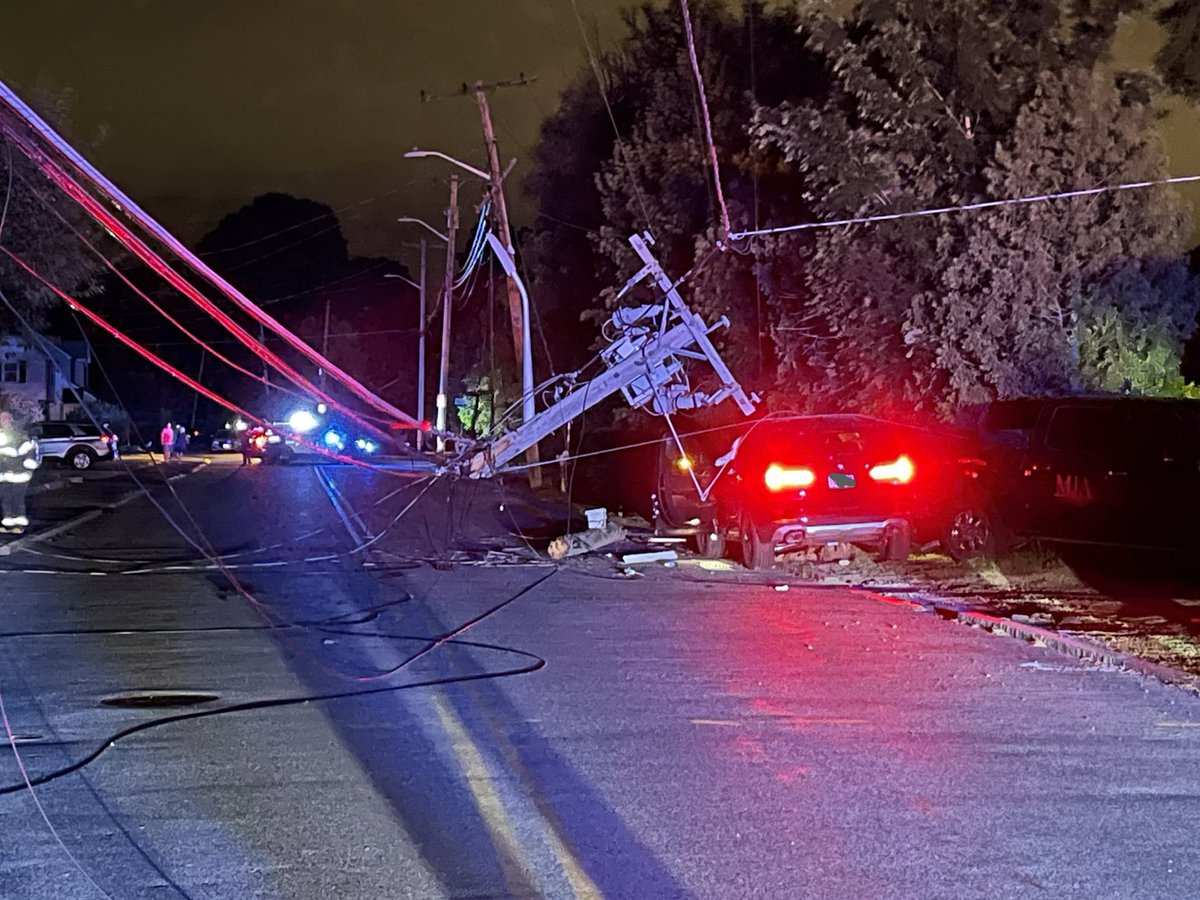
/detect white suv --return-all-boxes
[27,421,119,470]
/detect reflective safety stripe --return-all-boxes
[0,447,16,457]
[17,440,35,455]
[0,472,32,483]
[22,459,39,470]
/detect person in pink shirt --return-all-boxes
[160,422,176,462]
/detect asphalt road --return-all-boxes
[2,455,1199,899]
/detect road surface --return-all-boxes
[1,455,1198,898]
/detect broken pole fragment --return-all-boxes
[547,523,627,560]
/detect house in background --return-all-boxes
[0,331,92,420]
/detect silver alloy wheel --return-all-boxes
[70,449,94,470]
[947,509,990,558]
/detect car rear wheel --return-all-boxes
[942,507,996,561]
[695,527,726,559]
[740,515,775,570]
[68,446,96,470]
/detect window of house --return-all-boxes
[1,360,27,384]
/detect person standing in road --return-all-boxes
[160,421,175,461]
[239,426,253,466]
[176,425,189,459]
[0,410,39,533]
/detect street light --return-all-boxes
[395,216,448,243]
[404,148,491,182]
[405,147,536,466]
[389,219,449,451]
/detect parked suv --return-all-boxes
[27,421,119,470]
[963,395,1200,553]
[655,414,989,569]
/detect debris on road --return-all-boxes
[547,523,627,559]
[621,549,679,565]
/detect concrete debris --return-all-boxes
[620,550,679,565]
[547,523,627,560]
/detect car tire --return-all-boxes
[879,524,912,562]
[740,515,774,570]
[68,446,96,470]
[942,507,996,561]
[695,528,727,559]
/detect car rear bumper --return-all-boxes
[769,517,909,548]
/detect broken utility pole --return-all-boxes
[467,232,757,478]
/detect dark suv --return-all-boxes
[27,421,119,470]
[964,396,1200,552]
[655,414,989,569]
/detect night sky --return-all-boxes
[1,0,1197,270]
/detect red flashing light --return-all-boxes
[869,454,915,484]
[419,419,432,433]
[765,463,816,491]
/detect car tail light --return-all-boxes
[764,463,816,491]
[100,435,111,444]
[869,454,915,484]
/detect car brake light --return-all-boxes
[100,435,111,444]
[869,454,915,484]
[764,463,816,491]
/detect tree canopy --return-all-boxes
[525,0,1200,420]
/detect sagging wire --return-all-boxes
[453,198,492,290]
[37,300,460,686]
[0,91,419,432]
[1,247,417,474]
[0,681,116,899]
[728,173,1200,241]
[19,173,310,403]
[1,121,412,439]
[679,0,732,243]
[0,568,555,798]
[568,0,654,231]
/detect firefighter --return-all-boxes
[0,410,39,533]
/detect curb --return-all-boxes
[952,607,1200,694]
[874,587,1200,695]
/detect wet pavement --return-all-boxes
[1,457,1199,898]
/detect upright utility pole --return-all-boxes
[416,238,427,450]
[472,79,542,485]
[436,176,459,453]
[320,296,331,392]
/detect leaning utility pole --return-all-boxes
[435,176,459,454]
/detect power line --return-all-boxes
[729,173,1200,240]
[679,0,732,242]
[569,0,654,230]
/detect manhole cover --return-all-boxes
[101,691,220,709]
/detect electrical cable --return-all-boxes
[729,173,1200,240]
[0,681,116,899]
[569,0,654,231]
[2,250,427,473]
[0,112,416,435]
[679,0,732,242]
[0,139,12,240]
[0,568,556,797]
[19,173,311,401]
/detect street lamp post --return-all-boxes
[405,147,540,480]
[392,219,450,453]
